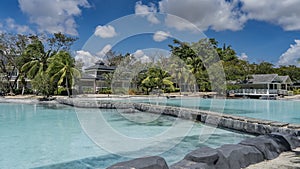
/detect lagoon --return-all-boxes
[130,98,300,124]
[0,103,251,169]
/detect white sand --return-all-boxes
[246,148,300,169]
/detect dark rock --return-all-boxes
[231,119,244,131]
[215,144,264,169]
[184,146,219,165]
[268,132,300,149]
[170,160,214,169]
[107,156,169,169]
[243,122,258,134]
[239,135,281,160]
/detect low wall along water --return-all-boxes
[57,98,300,136]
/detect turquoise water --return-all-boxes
[131,98,300,124]
[0,103,251,169]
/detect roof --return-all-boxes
[247,74,292,84]
[277,76,292,84]
[84,60,116,71]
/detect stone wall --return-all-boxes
[57,98,300,136]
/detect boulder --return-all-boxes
[184,146,219,165]
[215,144,264,169]
[268,132,300,150]
[170,160,214,169]
[239,135,281,160]
[107,156,169,169]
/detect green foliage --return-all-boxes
[97,88,112,94]
[0,33,30,94]
[275,65,300,81]
[20,33,78,97]
[140,67,175,94]
[293,89,300,95]
[54,86,67,95]
[47,51,81,97]
[31,73,53,97]
[21,37,51,79]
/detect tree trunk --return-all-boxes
[66,76,70,97]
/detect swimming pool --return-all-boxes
[0,103,251,169]
[130,98,300,124]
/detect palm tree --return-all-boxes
[21,38,51,79]
[141,67,175,94]
[47,51,81,97]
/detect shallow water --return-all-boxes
[0,103,251,169]
[130,98,300,124]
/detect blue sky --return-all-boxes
[1,0,300,68]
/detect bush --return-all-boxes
[98,88,112,94]
[14,88,34,95]
[55,87,68,95]
[293,89,300,95]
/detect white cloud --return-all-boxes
[75,50,99,70]
[159,0,246,31]
[135,1,160,24]
[94,25,117,38]
[241,0,300,31]
[5,18,34,34]
[132,50,151,63]
[96,44,112,57]
[18,0,90,35]
[239,53,248,61]
[153,31,171,42]
[0,23,3,33]
[278,40,300,66]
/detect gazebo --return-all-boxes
[79,61,116,93]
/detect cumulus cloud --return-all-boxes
[5,18,34,34]
[241,0,300,31]
[132,50,151,63]
[135,1,160,24]
[159,0,246,31]
[96,44,112,57]
[0,23,3,33]
[153,31,171,42]
[239,53,248,61]
[75,50,99,70]
[277,40,300,66]
[18,0,90,35]
[94,25,117,38]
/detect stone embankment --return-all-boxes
[107,133,300,169]
[57,98,300,136]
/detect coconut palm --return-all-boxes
[21,38,51,79]
[141,67,175,94]
[47,51,81,97]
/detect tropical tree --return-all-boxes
[21,36,51,79]
[47,51,81,97]
[30,72,53,98]
[0,33,29,94]
[141,67,175,94]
